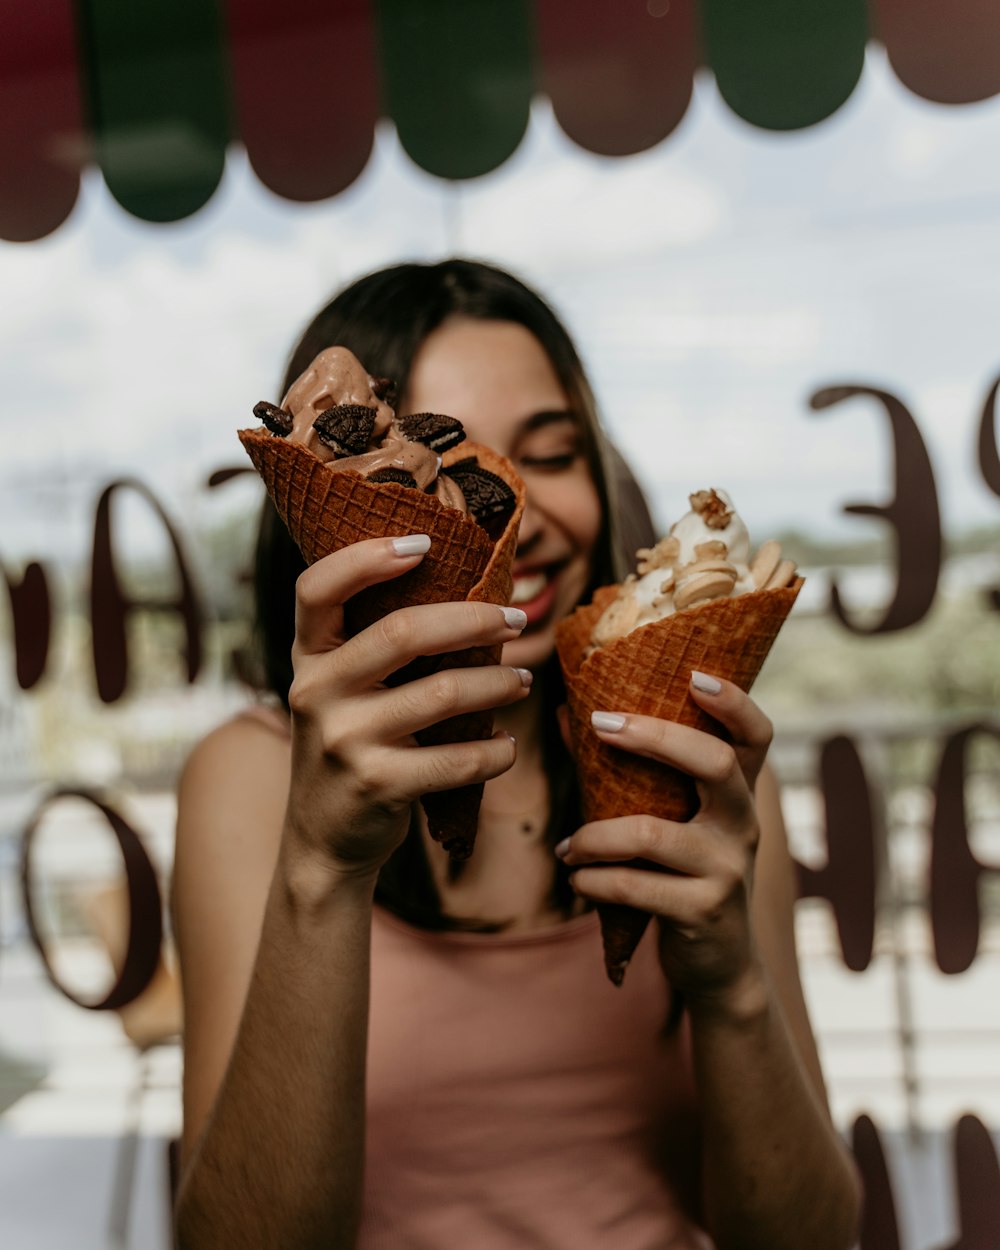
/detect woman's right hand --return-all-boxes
[283,534,530,879]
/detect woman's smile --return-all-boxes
[510,562,565,626]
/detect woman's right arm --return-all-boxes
[172,536,529,1250]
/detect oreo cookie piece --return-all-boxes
[398,412,466,453]
[313,404,377,456]
[367,467,417,488]
[443,457,517,530]
[254,401,293,437]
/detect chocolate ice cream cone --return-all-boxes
[239,427,525,859]
[555,579,803,985]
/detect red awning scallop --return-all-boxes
[223,0,378,202]
[0,0,83,242]
[871,0,1000,104]
[534,0,698,156]
[2,0,1000,240]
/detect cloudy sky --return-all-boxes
[3,45,1000,568]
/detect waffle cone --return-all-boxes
[239,427,525,858]
[555,578,803,985]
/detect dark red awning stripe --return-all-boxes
[534,0,698,157]
[703,0,869,131]
[0,0,83,242]
[871,0,1000,105]
[374,0,533,180]
[223,0,377,202]
[74,0,229,223]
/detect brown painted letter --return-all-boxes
[2,558,51,689]
[810,384,941,632]
[797,735,877,972]
[930,724,1000,975]
[91,478,204,703]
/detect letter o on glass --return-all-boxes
[19,788,163,1011]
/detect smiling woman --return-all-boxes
[171,258,861,1250]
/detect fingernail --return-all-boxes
[691,671,722,694]
[554,837,572,858]
[513,667,533,687]
[591,711,626,733]
[391,534,431,556]
[501,606,528,630]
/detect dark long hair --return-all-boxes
[251,259,656,928]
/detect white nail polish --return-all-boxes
[513,667,533,687]
[691,671,722,694]
[392,534,431,556]
[554,837,572,858]
[591,711,626,733]
[502,607,528,630]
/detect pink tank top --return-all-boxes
[364,907,713,1250]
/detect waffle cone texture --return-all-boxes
[555,578,803,985]
[239,427,526,859]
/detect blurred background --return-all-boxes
[1,3,998,1247]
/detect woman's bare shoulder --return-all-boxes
[176,709,291,859]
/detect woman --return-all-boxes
[172,260,861,1249]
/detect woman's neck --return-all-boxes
[423,679,577,929]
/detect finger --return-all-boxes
[589,710,751,829]
[555,815,716,877]
[333,601,527,690]
[687,672,773,788]
[405,729,517,797]
[294,535,432,658]
[569,863,716,922]
[370,664,532,740]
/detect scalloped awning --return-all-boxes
[2,0,999,242]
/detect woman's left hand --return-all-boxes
[556,673,774,1007]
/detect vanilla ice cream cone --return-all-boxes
[240,427,525,859]
[556,579,803,985]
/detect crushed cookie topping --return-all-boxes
[370,376,397,406]
[254,401,293,437]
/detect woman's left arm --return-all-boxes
[559,676,862,1250]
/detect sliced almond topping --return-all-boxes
[694,540,727,560]
[764,558,797,590]
[674,570,738,611]
[750,539,782,589]
[679,558,738,578]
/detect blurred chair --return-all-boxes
[81,881,182,1249]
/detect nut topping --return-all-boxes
[689,489,732,530]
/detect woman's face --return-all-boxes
[403,317,602,670]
